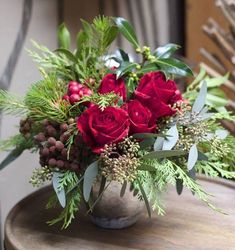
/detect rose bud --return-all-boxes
[68,81,79,87]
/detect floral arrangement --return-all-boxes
[0,16,235,229]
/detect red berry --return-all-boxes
[42,148,49,157]
[61,148,68,158]
[48,158,57,166]
[60,123,68,132]
[49,146,56,153]
[78,90,84,97]
[48,137,56,146]
[69,85,80,95]
[62,94,70,101]
[83,88,92,96]
[55,141,64,151]
[34,133,46,142]
[77,84,83,89]
[56,160,64,168]
[68,81,79,87]
[69,94,80,104]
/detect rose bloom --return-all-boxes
[134,71,182,119]
[98,73,127,101]
[124,100,156,134]
[77,105,129,153]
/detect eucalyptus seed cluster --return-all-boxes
[29,166,52,187]
[210,137,230,158]
[100,137,140,183]
[176,122,208,150]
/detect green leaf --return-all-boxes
[187,144,198,171]
[176,179,183,195]
[162,125,179,150]
[116,62,137,78]
[113,17,139,49]
[206,73,229,88]
[52,172,66,208]
[126,77,135,98]
[120,181,127,197]
[117,48,130,62]
[190,66,206,87]
[0,148,24,171]
[198,151,208,161]
[139,63,159,74]
[154,137,164,151]
[156,58,193,77]
[83,161,98,202]
[75,30,87,57]
[58,23,70,49]
[192,80,207,113]
[137,179,151,218]
[104,26,119,47]
[206,93,228,107]
[55,48,77,63]
[154,43,180,58]
[142,150,186,160]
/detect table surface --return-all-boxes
[4,176,235,250]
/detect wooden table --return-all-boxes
[4,176,235,250]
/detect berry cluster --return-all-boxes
[62,81,92,105]
[19,117,34,138]
[34,119,81,172]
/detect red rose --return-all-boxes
[134,71,182,119]
[124,100,156,134]
[98,73,127,101]
[77,105,129,153]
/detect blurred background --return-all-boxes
[0,0,235,242]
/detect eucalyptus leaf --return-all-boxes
[192,81,207,113]
[154,137,164,151]
[137,180,151,218]
[139,138,155,149]
[162,125,179,150]
[138,164,156,171]
[55,48,77,63]
[215,129,229,139]
[98,176,106,197]
[188,168,196,180]
[142,150,186,160]
[176,179,183,195]
[0,148,24,171]
[156,58,193,77]
[52,172,66,208]
[132,133,165,139]
[198,151,208,161]
[154,43,180,58]
[58,23,70,49]
[113,17,139,49]
[83,161,98,202]
[120,181,127,197]
[187,144,198,171]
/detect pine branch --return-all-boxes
[24,74,69,123]
[0,90,27,115]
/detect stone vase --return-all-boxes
[90,180,144,229]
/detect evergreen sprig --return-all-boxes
[24,74,69,123]
[0,90,27,115]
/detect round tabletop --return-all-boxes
[4,176,235,250]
